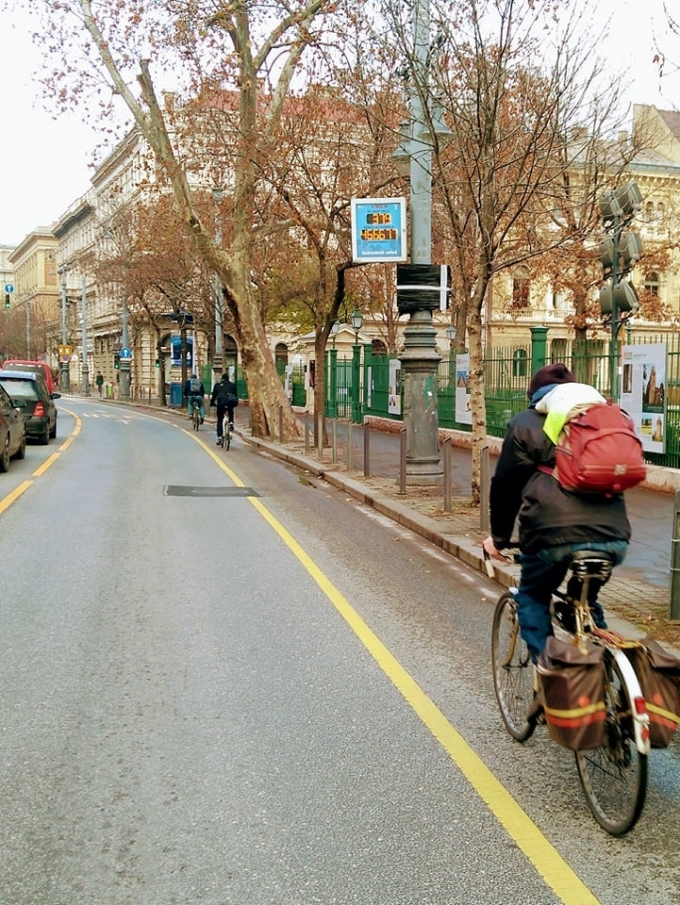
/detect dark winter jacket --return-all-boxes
[210,377,237,407]
[489,406,631,555]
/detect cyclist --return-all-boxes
[482,363,631,663]
[210,371,238,445]
[184,373,205,423]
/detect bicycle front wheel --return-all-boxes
[492,592,536,742]
[575,653,648,836]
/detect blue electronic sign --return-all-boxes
[351,197,407,263]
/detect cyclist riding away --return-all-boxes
[184,373,205,424]
[482,363,631,663]
[210,371,238,445]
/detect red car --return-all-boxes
[1,359,57,395]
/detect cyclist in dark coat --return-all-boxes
[210,372,238,445]
[482,363,631,660]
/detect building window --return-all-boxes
[512,271,530,308]
[512,348,528,377]
[644,272,660,297]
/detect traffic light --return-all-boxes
[154,358,160,368]
[114,352,120,370]
[4,293,9,310]
[598,182,643,318]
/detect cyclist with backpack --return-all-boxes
[184,373,205,423]
[210,371,238,445]
[482,363,634,663]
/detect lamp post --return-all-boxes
[393,0,447,484]
[329,320,340,418]
[212,186,224,378]
[80,275,90,396]
[351,308,363,423]
[58,264,70,391]
[119,297,131,400]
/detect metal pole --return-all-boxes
[670,489,680,621]
[332,417,337,464]
[364,422,370,477]
[609,215,621,401]
[59,266,70,392]
[25,294,30,358]
[316,411,324,459]
[120,298,131,400]
[351,339,361,423]
[480,445,490,532]
[279,405,284,443]
[443,437,451,511]
[304,413,310,454]
[398,427,407,494]
[346,419,353,470]
[81,276,90,396]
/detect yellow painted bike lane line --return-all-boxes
[0,410,81,516]
[188,430,602,905]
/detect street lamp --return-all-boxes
[58,263,70,392]
[350,308,363,423]
[446,323,456,375]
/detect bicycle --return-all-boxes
[190,397,201,431]
[489,548,651,836]
[217,411,233,450]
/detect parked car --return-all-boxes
[0,382,27,471]
[0,359,57,395]
[0,371,60,445]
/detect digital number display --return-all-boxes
[360,228,399,241]
[366,212,392,225]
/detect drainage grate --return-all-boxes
[164,485,259,498]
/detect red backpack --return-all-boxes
[547,402,647,495]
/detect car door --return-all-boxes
[0,384,23,454]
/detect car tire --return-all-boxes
[50,416,57,439]
[14,434,26,460]
[0,436,10,472]
[39,426,50,446]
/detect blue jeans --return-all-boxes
[187,396,205,420]
[516,540,628,660]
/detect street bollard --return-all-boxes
[304,413,310,454]
[443,437,451,511]
[346,420,353,470]
[317,412,324,459]
[398,427,407,494]
[480,445,490,532]
[364,422,370,477]
[670,489,680,621]
[332,418,337,464]
[279,405,284,443]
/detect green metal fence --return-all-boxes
[320,331,680,469]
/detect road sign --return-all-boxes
[4,283,14,293]
[119,347,132,360]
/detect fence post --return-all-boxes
[443,437,451,511]
[346,419,353,470]
[364,422,370,477]
[316,411,324,459]
[398,427,407,494]
[480,445,490,532]
[670,489,680,621]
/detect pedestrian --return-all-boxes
[184,373,205,423]
[210,371,238,444]
[482,362,631,663]
[95,371,104,397]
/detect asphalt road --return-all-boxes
[1,398,679,905]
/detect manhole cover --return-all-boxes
[164,485,259,497]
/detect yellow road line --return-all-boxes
[189,429,601,905]
[0,409,81,516]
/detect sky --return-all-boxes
[1,0,680,249]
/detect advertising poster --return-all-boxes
[388,358,402,415]
[171,335,193,368]
[620,342,666,454]
[455,353,472,425]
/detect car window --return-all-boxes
[3,364,44,379]
[0,378,39,400]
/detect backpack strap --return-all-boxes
[538,464,554,476]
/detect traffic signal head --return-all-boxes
[600,279,639,315]
[113,353,120,370]
[4,294,9,310]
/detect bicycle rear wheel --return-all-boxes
[492,592,536,742]
[575,652,648,836]
[193,407,200,431]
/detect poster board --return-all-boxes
[455,353,472,425]
[620,342,666,454]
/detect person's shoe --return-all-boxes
[216,439,222,446]
[229,422,235,430]
[200,417,204,424]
